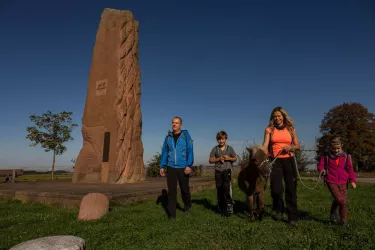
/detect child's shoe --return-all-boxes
[338,220,348,226]
[329,213,339,224]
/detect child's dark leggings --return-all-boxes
[327,183,348,221]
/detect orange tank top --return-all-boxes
[266,127,295,158]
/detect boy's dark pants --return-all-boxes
[270,157,300,221]
[215,169,233,210]
[166,166,192,218]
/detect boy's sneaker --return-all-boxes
[222,204,233,217]
[184,206,192,216]
[227,204,234,215]
[216,205,225,214]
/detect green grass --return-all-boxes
[1,181,374,250]
[354,172,375,178]
[16,173,73,182]
[13,170,374,183]
[297,171,375,179]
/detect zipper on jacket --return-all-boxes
[175,149,177,166]
[174,132,182,166]
[337,157,340,183]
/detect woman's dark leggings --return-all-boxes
[270,157,300,221]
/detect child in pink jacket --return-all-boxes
[317,136,356,225]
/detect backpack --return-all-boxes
[323,153,351,172]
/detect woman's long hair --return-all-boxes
[268,106,295,139]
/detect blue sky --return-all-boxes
[0,0,374,170]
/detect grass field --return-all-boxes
[16,173,73,182]
[299,171,375,178]
[1,180,374,250]
[9,169,375,183]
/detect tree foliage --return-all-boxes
[146,151,202,177]
[316,102,375,171]
[236,141,251,166]
[26,110,78,179]
[294,143,315,172]
[237,140,313,172]
[146,152,162,177]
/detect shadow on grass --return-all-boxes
[233,199,273,218]
[190,198,249,214]
[299,210,329,224]
[191,198,219,214]
[269,209,329,225]
[160,192,327,224]
[191,198,273,221]
[156,189,184,217]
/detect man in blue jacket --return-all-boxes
[160,116,194,219]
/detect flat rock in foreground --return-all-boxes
[10,235,85,250]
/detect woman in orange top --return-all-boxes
[263,106,300,226]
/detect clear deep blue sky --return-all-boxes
[0,0,374,170]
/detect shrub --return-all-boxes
[146,152,162,177]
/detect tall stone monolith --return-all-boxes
[72,8,145,184]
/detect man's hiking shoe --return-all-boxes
[274,212,282,221]
[288,220,297,227]
[221,204,234,217]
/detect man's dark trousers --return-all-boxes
[166,166,192,218]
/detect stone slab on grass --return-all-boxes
[10,235,85,250]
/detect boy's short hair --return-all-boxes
[330,136,342,148]
[216,131,228,140]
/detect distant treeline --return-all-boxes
[24,170,72,175]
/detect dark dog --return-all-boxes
[238,146,269,221]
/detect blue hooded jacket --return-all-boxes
[159,130,194,168]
